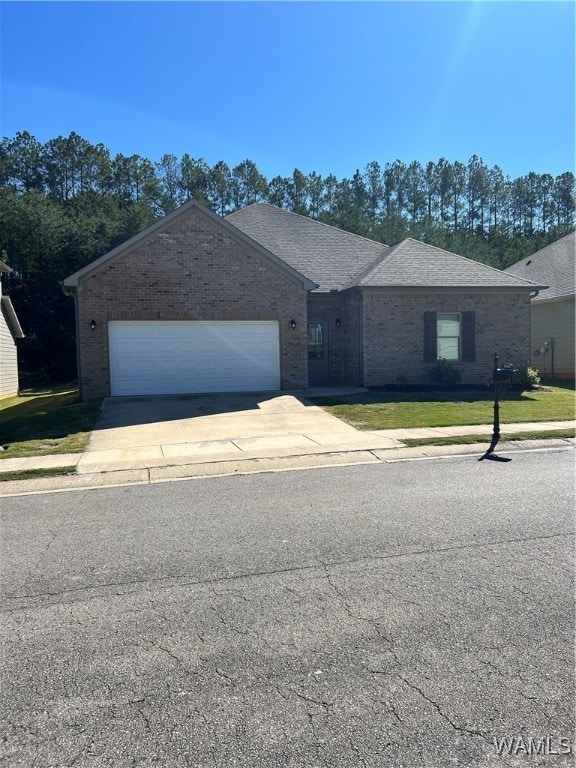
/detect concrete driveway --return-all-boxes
[78,390,403,473]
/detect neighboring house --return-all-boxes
[505,232,575,380]
[0,262,25,397]
[63,200,544,400]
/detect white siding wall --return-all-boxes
[0,311,19,397]
[531,298,575,379]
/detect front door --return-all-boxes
[307,321,330,384]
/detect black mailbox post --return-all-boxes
[479,353,517,461]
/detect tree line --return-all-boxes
[0,130,574,384]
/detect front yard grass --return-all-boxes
[0,386,102,459]
[403,428,575,448]
[310,383,575,431]
[0,466,78,482]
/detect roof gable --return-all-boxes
[346,237,546,291]
[505,231,575,301]
[226,204,389,292]
[63,200,316,290]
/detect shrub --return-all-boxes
[428,358,462,386]
[518,365,541,391]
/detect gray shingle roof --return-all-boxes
[349,238,545,290]
[504,232,575,301]
[226,204,389,292]
[227,205,543,292]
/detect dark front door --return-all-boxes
[307,321,330,384]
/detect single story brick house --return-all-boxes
[63,200,544,400]
[505,231,575,380]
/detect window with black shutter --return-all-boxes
[461,311,476,361]
[423,311,437,362]
[424,310,476,362]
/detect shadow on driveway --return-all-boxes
[94,392,284,430]
[93,387,369,431]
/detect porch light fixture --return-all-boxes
[90,319,97,331]
[290,319,297,329]
[335,318,341,328]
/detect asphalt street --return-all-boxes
[1,447,574,768]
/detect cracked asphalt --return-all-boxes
[1,447,574,767]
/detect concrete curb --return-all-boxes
[1,438,573,497]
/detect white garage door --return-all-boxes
[108,321,280,396]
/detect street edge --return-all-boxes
[1,439,574,498]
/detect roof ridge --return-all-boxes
[506,233,576,272]
[346,238,426,289]
[343,239,402,289]
[524,230,575,262]
[504,231,574,298]
[228,203,391,248]
[348,236,545,290]
[402,237,545,284]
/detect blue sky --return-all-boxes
[1,1,574,181]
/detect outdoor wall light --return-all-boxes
[335,318,341,328]
[90,319,97,331]
[290,319,297,329]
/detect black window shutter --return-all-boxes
[423,311,437,362]
[461,311,476,362]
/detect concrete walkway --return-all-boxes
[0,387,573,495]
[1,419,573,474]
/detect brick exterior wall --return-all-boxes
[76,207,308,399]
[361,290,532,386]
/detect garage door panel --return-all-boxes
[109,321,280,396]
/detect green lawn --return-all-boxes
[310,384,575,431]
[0,383,574,463]
[0,386,102,459]
[0,466,78,482]
[403,428,575,448]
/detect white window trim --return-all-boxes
[437,312,461,361]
